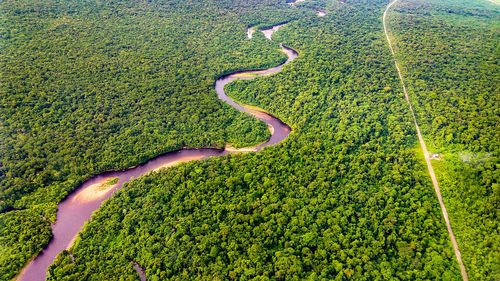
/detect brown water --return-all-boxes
[261,24,287,40]
[215,44,296,150]
[317,10,326,17]
[288,0,305,6]
[132,262,147,281]
[247,26,255,39]
[16,24,296,281]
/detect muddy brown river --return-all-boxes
[16,24,297,281]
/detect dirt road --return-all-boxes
[383,1,469,280]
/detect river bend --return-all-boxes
[16,24,296,281]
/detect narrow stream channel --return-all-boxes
[16,24,297,281]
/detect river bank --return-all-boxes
[16,23,297,281]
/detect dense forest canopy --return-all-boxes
[387,0,499,279]
[1,0,497,280]
[0,0,302,278]
[44,0,464,279]
[0,0,300,210]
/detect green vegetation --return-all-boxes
[3,0,496,279]
[107,178,120,186]
[0,206,54,280]
[387,0,499,279]
[46,0,464,280]
[0,0,303,278]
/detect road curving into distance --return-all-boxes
[383,1,469,280]
[16,24,296,281]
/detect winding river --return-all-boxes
[16,24,296,281]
